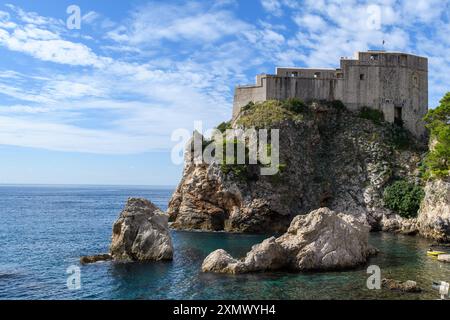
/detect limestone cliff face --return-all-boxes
[168,103,423,233]
[418,178,450,242]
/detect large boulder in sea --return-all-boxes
[110,198,174,261]
[202,208,377,274]
[417,178,450,242]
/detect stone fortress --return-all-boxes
[233,51,428,138]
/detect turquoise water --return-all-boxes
[0,185,449,300]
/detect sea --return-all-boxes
[0,185,449,300]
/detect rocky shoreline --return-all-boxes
[202,208,378,274]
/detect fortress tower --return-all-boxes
[233,51,428,138]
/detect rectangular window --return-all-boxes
[314,72,321,78]
[360,74,365,80]
[395,107,403,126]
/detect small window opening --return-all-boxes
[360,74,365,80]
[370,54,379,61]
[314,72,321,78]
[290,72,298,77]
[395,107,403,126]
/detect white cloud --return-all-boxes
[293,14,328,33]
[82,11,100,24]
[261,0,283,16]
[107,1,250,44]
[0,24,111,67]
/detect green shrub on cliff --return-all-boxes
[219,139,253,181]
[216,121,232,133]
[383,180,425,218]
[237,100,303,128]
[282,98,308,114]
[327,100,346,111]
[422,92,450,179]
[359,107,385,125]
[389,124,412,150]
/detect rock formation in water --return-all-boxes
[381,279,422,293]
[202,208,377,273]
[80,254,112,265]
[110,198,174,261]
[169,101,425,234]
[417,178,450,242]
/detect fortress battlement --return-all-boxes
[233,51,428,137]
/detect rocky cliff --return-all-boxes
[168,101,427,234]
[417,178,450,241]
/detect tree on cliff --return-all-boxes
[423,92,450,179]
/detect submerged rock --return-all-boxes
[418,178,450,242]
[438,254,450,263]
[202,208,377,274]
[80,254,112,265]
[110,198,174,262]
[382,278,422,293]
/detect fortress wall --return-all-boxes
[232,81,267,118]
[265,76,339,102]
[232,52,428,138]
[340,61,382,111]
[276,68,337,78]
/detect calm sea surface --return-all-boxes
[0,185,449,300]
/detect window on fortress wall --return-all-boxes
[360,74,365,80]
[370,54,379,61]
[290,72,298,77]
[314,72,321,78]
[336,73,343,79]
[400,55,407,65]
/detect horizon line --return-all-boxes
[0,183,177,188]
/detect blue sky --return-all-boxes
[0,0,449,185]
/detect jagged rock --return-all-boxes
[418,179,450,242]
[438,254,450,263]
[380,214,418,235]
[80,254,112,265]
[201,249,239,273]
[382,278,422,293]
[202,208,377,274]
[169,103,423,233]
[110,198,173,261]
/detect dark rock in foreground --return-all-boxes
[80,254,112,265]
[382,278,422,293]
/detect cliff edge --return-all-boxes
[168,100,431,234]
